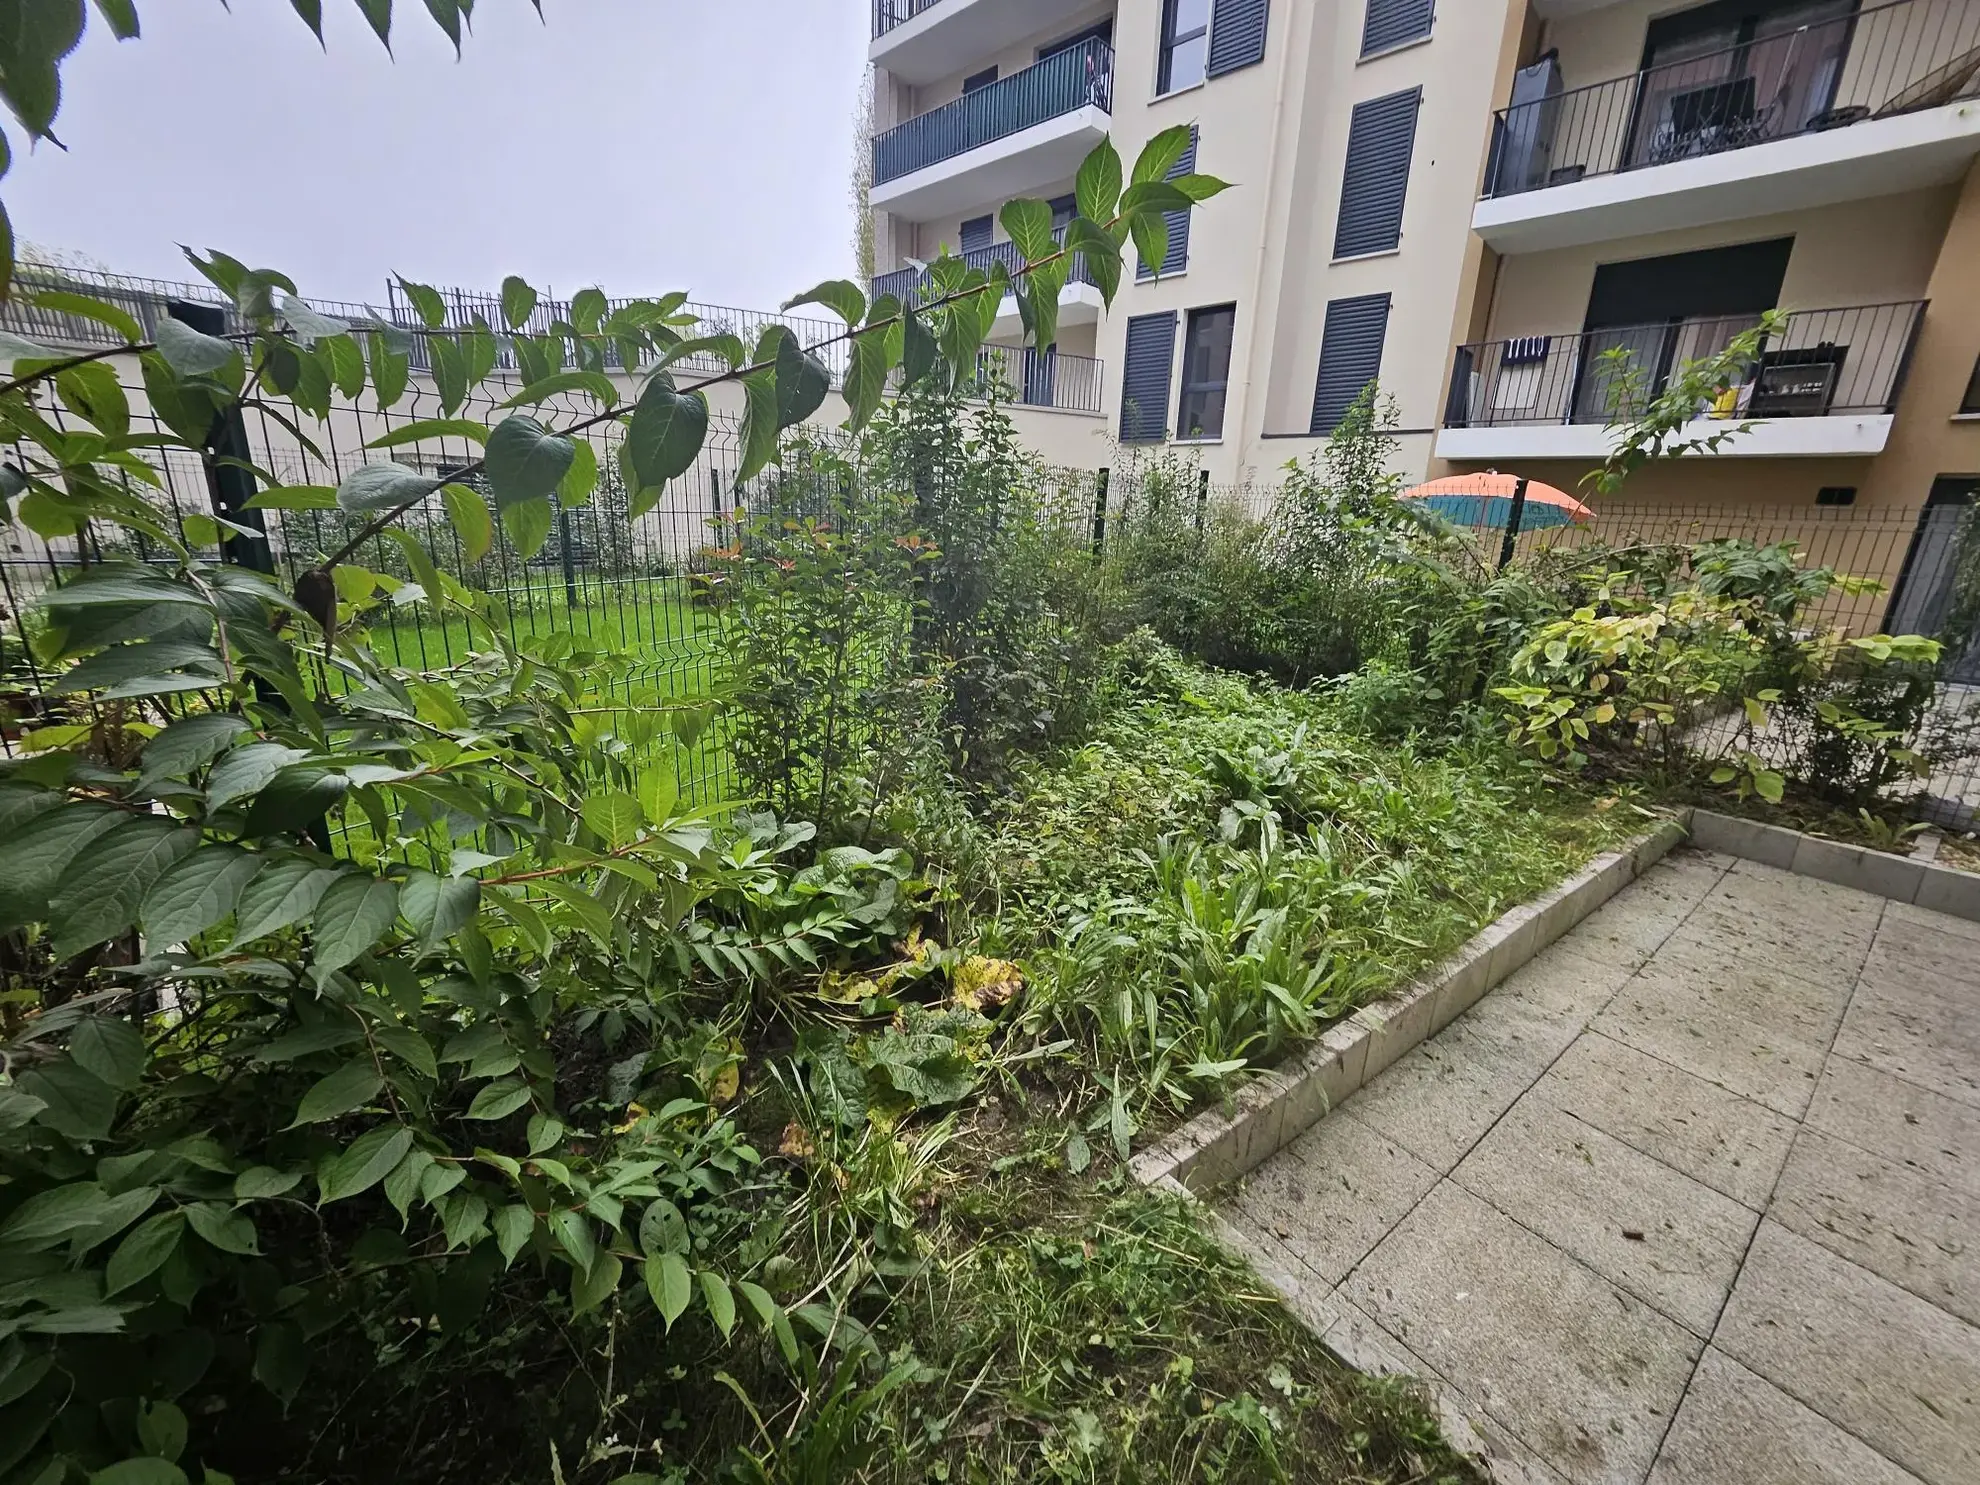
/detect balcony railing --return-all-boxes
[871,233,1098,308]
[1444,301,1927,429]
[872,37,1113,186]
[873,0,943,40]
[1484,0,1980,199]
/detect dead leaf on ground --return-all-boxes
[952,955,1024,1012]
[778,1122,815,1159]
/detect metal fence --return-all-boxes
[1447,301,1927,428]
[872,37,1114,185]
[1486,0,1980,198]
[872,0,943,40]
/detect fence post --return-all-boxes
[709,467,723,547]
[169,301,271,576]
[1196,468,1210,533]
[1091,468,1109,559]
[1497,477,1531,572]
[556,503,579,611]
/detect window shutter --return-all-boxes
[960,215,993,252]
[1361,0,1434,58]
[1207,0,1270,77]
[1137,128,1198,280]
[1309,293,1391,435]
[1334,87,1420,259]
[1120,312,1178,442]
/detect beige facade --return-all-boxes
[867,0,1980,527]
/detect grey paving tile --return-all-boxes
[1679,899,1875,971]
[1860,931,1980,994]
[1221,1112,1440,1287]
[1623,953,1852,1050]
[1834,977,1980,1109]
[1346,1183,1701,1485]
[1486,944,1638,1024]
[1804,1055,1980,1187]
[1720,856,1888,926]
[1714,1221,1980,1485]
[1534,1033,1795,1210]
[1342,995,1574,1172]
[1884,898,1980,942]
[1769,1128,1980,1326]
[1591,974,1829,1119]
[1647,1348,1926,1485]
[1567,874,1715,970]
[1453,1095,1757,1336]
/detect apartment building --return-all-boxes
[865,0,1980,529]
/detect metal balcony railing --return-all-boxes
[873,0,944,40]
[1484,0,1980,199]
[871,231,1099,308]
[1444,301,1928,429]
[958,345,1105,415]
[872,37,1114,186]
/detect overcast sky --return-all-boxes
[7,1,869,313]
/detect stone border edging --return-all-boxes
[1126,816,1690,1196]
[1689,807,1980,920]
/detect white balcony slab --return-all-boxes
[1436,413,1896,463]
[871,0,1103,86]
[1474,101,1980,253]
[990,281,1103,338]
[871,105,1109,222]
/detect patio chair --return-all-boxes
[1875,43,1980,117]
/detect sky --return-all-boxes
[6,0,870,314]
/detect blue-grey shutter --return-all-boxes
[1334,87,1420,259]
[1120,312,1177,442]
[1309,293,1391,435]
[1207,0,1269,77]
[1361,0,1434,58]
[1137,128,1198,280]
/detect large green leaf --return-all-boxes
[782,279,866,327]
[310,874,400,973]
[736,368,780,483]
[231,860,340,944]
[1131,125,1196,187]
[773,332,830,431]
[501,496,554,560]
[141,848,260,946]
[396,277,448,329]
[48,816,198,959]
[1076,138,1123,222]
[69,1017,146,1091]
[626,376,708,489]
[438,482,492,563]
[368,331,410,409]
[89,1460,188,1485]
[154,317,241,380]
[290,1058,384,1126]
[429,334,468,415]
[579,791,642,849]
[645,1251,691,1328]
[844,335,889,431]
[500,370,617,409]
[204,742,311,809]
[484,415,575,510]
[104,1211,185,1295]
[49,639,225,696]
[319,1125,413,1203]
[0,800,119,934]
[465,1079,531,1121]
[336,462,443,513]
[399,870,479,949]
[559,439,599,507]
[16,1059,117,1142]
[363,418,489,450]
[501,275,538,330]
[1000,198,1056,262]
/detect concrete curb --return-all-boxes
[1688,807,1980,920]
[1126,816,1691,1195]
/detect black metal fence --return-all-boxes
[872,0,942,41]
[872,36,1114,185]
[1486,0,1980,198]
[1447,300,1927,428]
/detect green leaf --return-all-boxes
[154,317,241,381]
[548,1208,596,1274]
[442,482,493,562]
[324,332,367,398]
[58,360,129,435]
[70,1016,146,1090]
[363,418,489,450]
[204,742,309,811]
[627,376,709,489]
[139,714,248,784]
[397,277,448,329]
[782,280,866,327]
[242,484,338,511]
[252,1320,307,1407]
[15,1060,118,1142]
[484,415,575,510]
[0,800,120,936]
[736,368,780,483]
[105,1211,184,1295]
[901,310,937,385]
[429,334,468,415]
[399,869,479,949]
[137,1400,188,1465]
[493,1205,534,1266]
[183,1201,257,1256]
[844,335,890,431]
[773,333,830,432]
[291,1058,384,1126]
[49,816,198,959]
[1132,125,1196,187]
[240,764,348,839]
[368,331,410,409]
[1130,212,1170,281]
[501,496,554,560]
[501,370,618,409]
[89,1462,187,1485]
[559,438,599,507]
[1121,179,1194,217]
[1000,198,1056,262]
[319,1124,413,1203]
[645,1252,691,1329]
[336,461,442,513]
[233,1166,303,1200]
[637,1197,688,1257]
[310,874,401,973]
[231,860,338,944]
[699,1270,736,1338]
[29,288,142,342]
[1171,171,1233,204]
[501,275,538,330]
[572,1250,622,1316]
[462,1078,530,1123]
[574,791,640,849]
[141,848,259,946]
[0,1182,113,1249]
[1076,138,1124,222]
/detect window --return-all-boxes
[1816,486,1857,506]
[1962,353,1980,414]
[1120,312,1178,442]
[962,65,998,93]
[1207,0,1271,77]
[1334,88,1421,259]
[1310,293,1392,435]
[959,215,994,253]
[1362,0,1434,58]
[1137,126,1199,279]
[1158,0,1211,94]
[1048,194,1078,232]
[1177,305,1236,439]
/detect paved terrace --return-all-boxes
[1219,848,1980,1485]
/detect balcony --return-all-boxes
[872,0,1107,86]
[880,342,1104,414]
[1476,0,1980,251]
[1438,300,1925,461]
[871,39,1113,221]
[872,234,1105,338]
